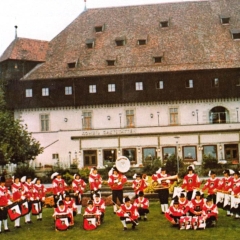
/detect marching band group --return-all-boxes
[1,163,240,233]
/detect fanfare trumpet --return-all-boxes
[152,175,178,190]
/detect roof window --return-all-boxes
[160,20,169,28]
[153,56,163,63]
[230,29,240,40]
[86,39,95,48]
[106,60,115,66]
[115,37,126,46]
[68,62,76,68]
[95,25,104,33]
[220,15,230,25]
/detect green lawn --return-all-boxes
[2,201,240,240]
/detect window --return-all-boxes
[115,38,125,46]
[89,85,96,93]
[138,39,147,45]
[103,149,116,165]
[186,79,193,88]
[183,146,197,161]
[225,144,239,164]
[95,25,104,32]
[209,106,228,124]
[230,29,240,40]
[212,78,219,87]
[52,153,59,159]
[122,148,136,163]
[135,82,143,91]
[82,112,92,130]
[220,15,230,25]
[40,114,49,131]
[68,62,76,68]
[236,78,240,86]
[153,57,162,63]
[86,39,95,48]
[84,150,97,166]
[160,20,169,28]
[108,84,116,92]
[25,89,32,97]
[203,145,217,159]
[163,147,176,161]
[157,81,164,89]
[106,60,115,66]
[42,88,49,96]
[169,108,178,125]
[143,148,156,163]
[126,110,134,127]
[65,86,72,95]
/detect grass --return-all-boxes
[2,201,240,240]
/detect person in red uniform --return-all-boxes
[63,194,76,226]
[202,196,218,227]
[133,191,149,221]
[0,176,11,233]
[116,196,139,230]
[230,170,240,218]
[172,192,190,216]
[217,169,233,216]
[72,173,86,215]
[93,193,105,223]
[152,167,171,214]
[84,200,101,225]
[181,165,201,200]
[11,175,25,228]
[108,167,127,213]
[189,191,205,216]
[34,178,46,221]
[202,170,219,204]
[51,172,67,208]
[89,167,102,200]
[132,174,148,198]
[165,199,184,226]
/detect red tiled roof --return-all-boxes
[19,0,240,80]
[0,37,49,62]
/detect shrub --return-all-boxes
[14,166,36,179]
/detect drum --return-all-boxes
[32,200,41,215]
[20,199,29,216]
[83,215,97,230]
[55,217,69,231]
[7,202,21,221]
[216,192,224,208]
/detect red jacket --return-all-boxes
[72,179,86,194]
[108,173,127,190]
[182,174,200,191]
[52,178,67,195]
[202,177,219,195]
[202,203,218,220]
[89,173,102,191]
[132,179,147,195]
[34,183,46,200]
[165,206,184,222]
[116,204,139,220]
[133,197,149,209]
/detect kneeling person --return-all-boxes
[165,199,184,225]
[202,196,218,227]
[133,191,149,221]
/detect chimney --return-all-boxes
[84,0,87,11]
[15,25,18,39]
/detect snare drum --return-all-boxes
[83,215,97,230]
[7,202,21,221]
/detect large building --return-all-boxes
[1,0,240,169]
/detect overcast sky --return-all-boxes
[0,0,192,56]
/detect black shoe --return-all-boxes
[15,226,21,228]
[132,225,136,230]
[123,227,127,231]
[39,218,42,221]
[27,221,33,224]
[4,229,10,232]
[138,217,142,221]
[161,212,165,214]
[144,217,147,221]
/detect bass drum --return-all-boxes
[115,156,130,173]
[83,215,97,230]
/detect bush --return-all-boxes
[14,166,36,179]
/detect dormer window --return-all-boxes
[86,39,95,48]
[160,20,169,28]
[68,62,76,68]
[115,37,126,46]
[212,78,219,87]
[106,60,115,66]
[186,79,193,88]
[153,56,163,63]
[220,15,230,25]
[95,25,104,33]
[230,29,240,40]
[138,39,147,45]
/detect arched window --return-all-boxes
[209,106,228,124]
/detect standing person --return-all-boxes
[72,173,86,215]
[0,176,11,233]
[202,170,219,204]
[132,174,148,198]
[116,196,139,230]
[230,170,240,218]
[108,167,127,214]
[11,175,25,228]
[218,169,233,216]
[202,196,218,227]
[133,191,149,221]
[34,178,46,221]
[51,172,67,208]
[181,165,201,200]
[93,193,106,223]
[89,167,102,200]
[152,167,171,214]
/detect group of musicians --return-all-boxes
[1,164,240,232]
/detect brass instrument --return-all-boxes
[152,175,178,191]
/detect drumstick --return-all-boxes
[111,200,139,225]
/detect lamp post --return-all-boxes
[157,112,160,126]
[236,107,239,123]
[119,113,122,128]
[69,151,71,168]
[174,136,180,173]
[196,109,199,124]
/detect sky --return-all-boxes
[0,0,192,56]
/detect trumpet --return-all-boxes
[152,175,178,190]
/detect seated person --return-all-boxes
[202,196,218,227]
[84,200,101,226]
[165,199,184,225]
[133,191,149,221]
[93,193,105,223]
[189,191,205,216]
[63,194,77,225]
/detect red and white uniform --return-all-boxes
[11,182,25,201]
[165,206,184,222]
[152,173,172,188]
[218,176,233,193]
[116,204,139,220]
[189,198,205,215]
[178,198,190,215]
[182,173,200,192]
[0,185,12,206]
[84,206,100,216]
[24,182,35,201]
[133,197,149,209]
[231,177,240,196]
[53,205,71,218]
[202,177,219,195]
[72,178,86,194]
[89,173,102,191]
[34,183,46,201]
[202,203,218,220]
[132,179,147,195]
[52,178,67,195]
[93,199,106,214]
[108,173,127,190]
